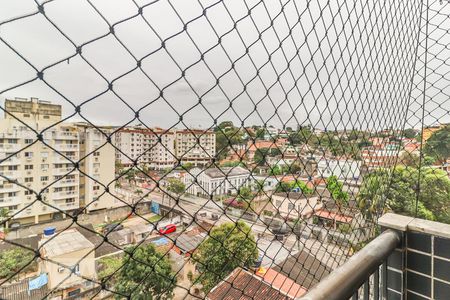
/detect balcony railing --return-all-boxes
[52,132,78,140]
[52,191,77,199]
[0,144,21,152]
[299,229,400,300]
[54,144,79,151]
[299,214,450,300]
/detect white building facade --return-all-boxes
[183,167,252,196]
[114,128,176,170]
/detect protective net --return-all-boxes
[0,0,447,299]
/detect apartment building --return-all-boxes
[0,98,80,224]
[0,98,119,225]
[114,128,176,170]
[175,129,216,166]
[114,128,215,169]
[75,123,116,212]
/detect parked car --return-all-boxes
[158,224,176,235]
[103,223,124,234]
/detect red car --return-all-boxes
[158,224,176,235]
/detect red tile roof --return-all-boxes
[207,268,296,300]
[255,268,307,298]
[314,210,353,223]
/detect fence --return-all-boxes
[0,0,449,299]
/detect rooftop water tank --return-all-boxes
[43,227,56,237]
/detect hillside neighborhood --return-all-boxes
[1,97,449,299]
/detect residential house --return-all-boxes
[183,167,252,196]
[270,192,322,220]
[207,267,306,300]
[316,158,361,180]
[39,229,97,298]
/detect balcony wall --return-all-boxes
[379,213,450,300]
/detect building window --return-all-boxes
[24,152,33,158]
[43,115,50,119]
[25,177,33,183]
[24,139,33,144]
[41,176,48,182]
[24,165,33,170]
[41,164,49,170]
[25,190,33,195]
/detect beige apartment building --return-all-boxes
[175,129,216,166]
[75,123,116,212]
[0,98,117,225]
[0,98,80,224]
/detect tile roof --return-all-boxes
[207,268,295,300]
[273,250,332,289]
[255,268,307,298]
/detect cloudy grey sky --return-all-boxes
[0,0,440,131]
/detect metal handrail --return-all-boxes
[298,229,401,300]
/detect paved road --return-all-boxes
[145,189,349,269]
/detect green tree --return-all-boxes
[253,180,265,195]
[115,244,176,299]
[193,221,258,292]
[167,178,186,195]
[253,147,280,166]
[125,168,137,186]
[423,125,450,164]
[288,163,303,174]
[215,122,244,159]
[238,186,253,201]
[275,180,313,195]
[398,152,420,168]
[403,128,417,139]
[357,166,444,222]
[269,165,283,175]
[0,208,8,228]
[326,176,349,209]
[181,162,194,171]
[115,160,124,174]
[98,256,122,281]
[0,248,36,279]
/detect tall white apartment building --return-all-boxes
[114,128,176,170]
[175,129,216,166]
[0,98,80,225]
[0,98,118,225]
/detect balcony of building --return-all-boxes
[297,213,450,300]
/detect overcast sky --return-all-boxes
[0,0,445,131]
